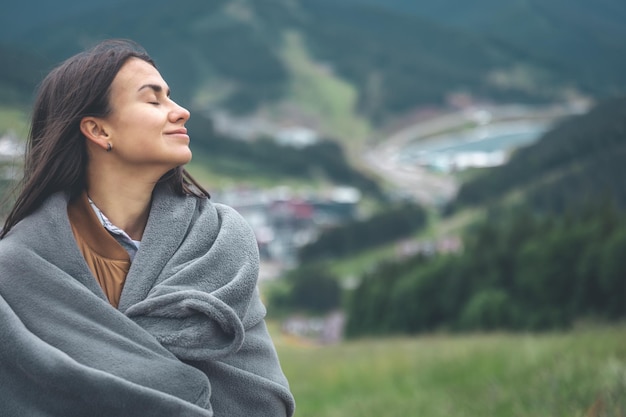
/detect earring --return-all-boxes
[106,143,112,152]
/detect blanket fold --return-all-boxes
[125,289,246,360]
[0,185,295,417]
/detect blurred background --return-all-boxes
[2,0,626,415]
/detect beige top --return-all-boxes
[67,192,131,308]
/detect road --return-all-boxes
[363,110,474,205]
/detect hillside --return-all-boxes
[1,0,594,134]
[264,97,626,337]
[337,97,626,336]
[450,96,626,214]
[346,0,626,97]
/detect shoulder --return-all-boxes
[201,200,257,246]
[0,236,27,263]
[198,201,259,266]
[0,195,71,280]
[0,192,71,255]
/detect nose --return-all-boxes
[170,100,190,123]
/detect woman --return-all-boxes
[0,39,295,416]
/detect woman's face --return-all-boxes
[103,57,192,174]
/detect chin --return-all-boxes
[171,150,193,166]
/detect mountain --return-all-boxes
[343,0,626,97]
[0,0,596,133]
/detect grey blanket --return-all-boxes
[0,185,295,416]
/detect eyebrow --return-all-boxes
[138,84,171,97]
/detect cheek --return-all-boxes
[141,113,168,132]
[115,115,160,138]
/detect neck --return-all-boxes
[86,173,158,241]
[85,143,179,240]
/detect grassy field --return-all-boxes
[273,324,626,417]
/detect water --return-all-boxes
[399,121,549,172]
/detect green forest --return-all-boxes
[347,202,626,336]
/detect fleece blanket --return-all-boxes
[0,184,295,417]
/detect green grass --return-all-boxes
[279,31,371,148]
[273,324,626,417]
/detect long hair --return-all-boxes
[1,39,208,239]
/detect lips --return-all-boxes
[165,128,188,135]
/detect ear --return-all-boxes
[80,117,110,151]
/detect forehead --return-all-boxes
[111,58,166,93]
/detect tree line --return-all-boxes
[346,201,626,337]
[297,201,427,262]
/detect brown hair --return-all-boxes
[1,39,208,238]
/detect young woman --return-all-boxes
[0,39,295,416]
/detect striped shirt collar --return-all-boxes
[87,196,140,259]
